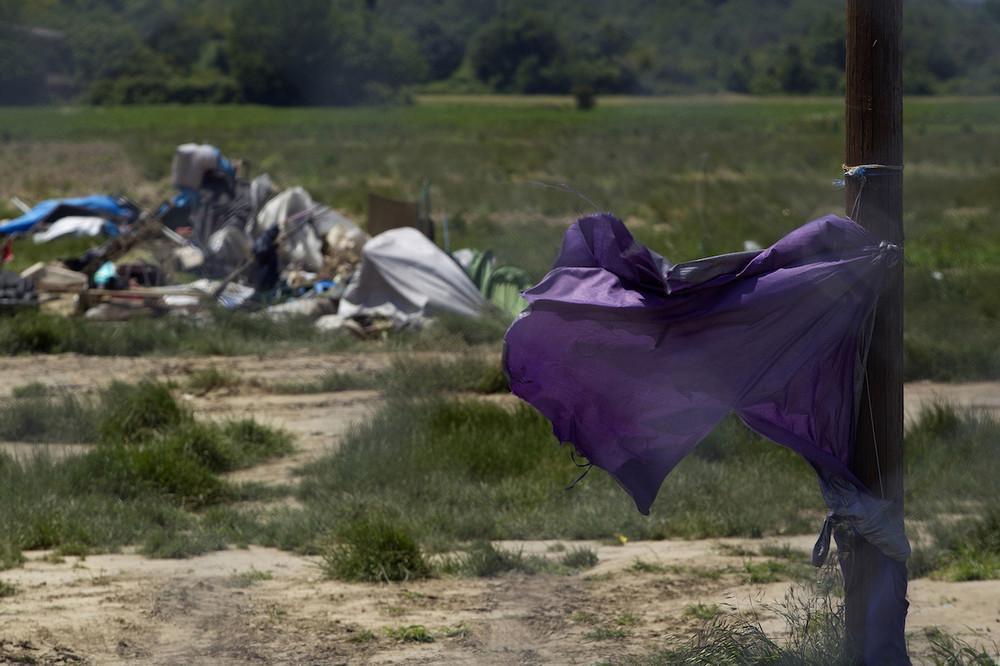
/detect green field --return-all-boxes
[2,97,997,378]
[1,99,998,660]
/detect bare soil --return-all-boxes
[2,353,998,665]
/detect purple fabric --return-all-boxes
[505,213,893,511]
[504,213,909,663]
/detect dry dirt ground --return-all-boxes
[2,353,999,665]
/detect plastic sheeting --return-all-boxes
[0,195,137,236]
[338,227,486,326]
[33,216,118,243]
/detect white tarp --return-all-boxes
[337,227,486,326]
[247,187,366,275]
[32,216,110,243]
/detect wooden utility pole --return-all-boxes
[844,0,905,660]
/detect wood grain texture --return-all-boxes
[844,1,905,662]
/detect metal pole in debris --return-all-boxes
[844,0,904,659]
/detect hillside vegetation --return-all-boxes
[2,0,999,105]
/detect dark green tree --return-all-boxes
[469,12,566,93]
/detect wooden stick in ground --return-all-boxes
[844,0,905,659]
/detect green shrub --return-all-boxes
[218,420,294,468]
[79,441,227,508]
[322,517,430,583]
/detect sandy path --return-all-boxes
[1,354,998,664]
[2,539,997,665]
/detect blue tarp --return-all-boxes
[0,195,138,236]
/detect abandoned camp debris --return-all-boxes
[0,143,529,333]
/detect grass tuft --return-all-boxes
[383,625,434,643]
[560,546,599,570]
[227,568,274,588]
[924,627,999,665]
[683,603,723,621]
[322,517,430,583]
[440,541,548,577]
[98,380,188,445]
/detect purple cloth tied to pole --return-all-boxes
[504,213,910,663]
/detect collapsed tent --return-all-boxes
[504,213,910,664]
[0,195,139,236]
[335,227,486,327]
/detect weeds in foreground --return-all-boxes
[924,628,998,666]
[0,580,17,597]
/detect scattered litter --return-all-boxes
[0,142,531,337]
[0,270,37,312]
[20,262,88,293]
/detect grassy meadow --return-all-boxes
[1,97,999,377]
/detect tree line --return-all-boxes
[1,0,998,105]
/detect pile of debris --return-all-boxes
[0,143,530,335]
